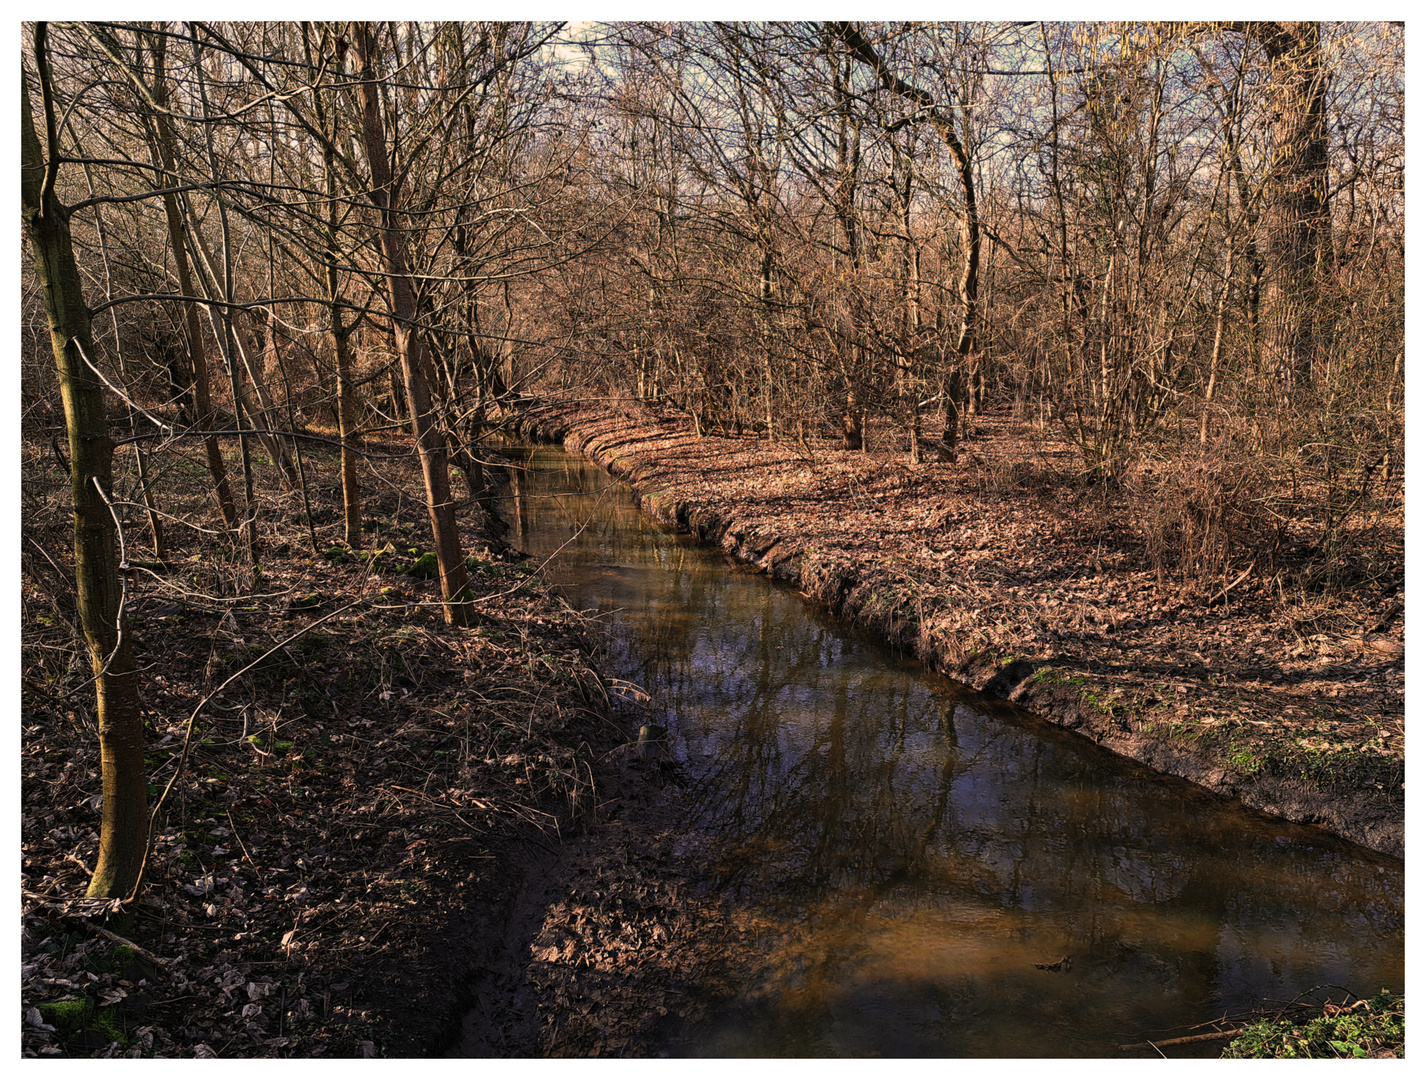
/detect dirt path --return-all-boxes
[519,397,1404,859]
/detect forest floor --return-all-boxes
[522,394,1405,860]
[18,431,759,1058]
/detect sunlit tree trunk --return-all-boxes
[143,26,239,530]
[1254,20,1332,399]
[23,28,147,900]
[82,159,166,558]
[189,29,259,567]
[300,22,364,545]
[832,22,981,462]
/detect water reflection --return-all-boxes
[500,446,1404,1057]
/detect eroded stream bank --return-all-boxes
[516,400,1403,859]
[452,443,1403,1058]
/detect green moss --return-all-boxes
[92,1007,125,1044]
[1203,726,1402,792]
[1029,665,1084,687]
[297,632,330,653]
[39,998,92,1032]
[1081,689,1113,715]
[464,555,499,576]
[405,551,439,578]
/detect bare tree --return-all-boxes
[22,23,147,900]
[352,21,474,625]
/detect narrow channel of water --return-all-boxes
[498,444,1403,1057]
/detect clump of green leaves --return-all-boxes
[1224,992,1403,1058]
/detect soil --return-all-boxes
[518,395,1405,860]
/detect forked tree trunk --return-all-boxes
[354,23,473,626]
[23,36,147,900]
[833,23,982,465]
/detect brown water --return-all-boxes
[499,445,1404,1057]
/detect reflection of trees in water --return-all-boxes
[505,447,1404,1030]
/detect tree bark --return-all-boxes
[353,22,473,626]
[22,30,147,900]
[189,30,259,567]
[1253,21,1332,398]
[300,21,363,545]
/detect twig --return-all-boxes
[72,337,175,437]
[77,916,169,969]
[125,588,377,906]
[1208,558,1255,607]
[226,808,256,869]
[66,852,95,876]
[1118,1029,1243,1051]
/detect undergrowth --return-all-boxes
[1224,991,1403,1059]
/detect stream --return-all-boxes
[493,443,1403,1057]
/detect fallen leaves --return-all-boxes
[21,444,635,1058]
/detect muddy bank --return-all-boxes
[447,749,782,1057]
[516,399,1404,860]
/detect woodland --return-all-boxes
[19,21,1403,1057]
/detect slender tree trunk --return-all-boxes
[1201,242,1234,444]
[354,22,473,626]
[83,161,166,558]
[23,32,147,900]
[189,30,259,568]
[183,220,300,493]
[145,28,238,530]
[832,22,981,462]
[330,307,363,545]
[301,21,364,545]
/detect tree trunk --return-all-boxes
[189,31,259,568]
[842,380,864,451]
[832,22,981,464]
[354,22,473,626]
[23,34,147,900]
[301,20,363,546]
[82,159,167,559]
[145,28,238,530]
[1253,20,1332,398]
[183,220,300,494]
[331,309,363,545]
